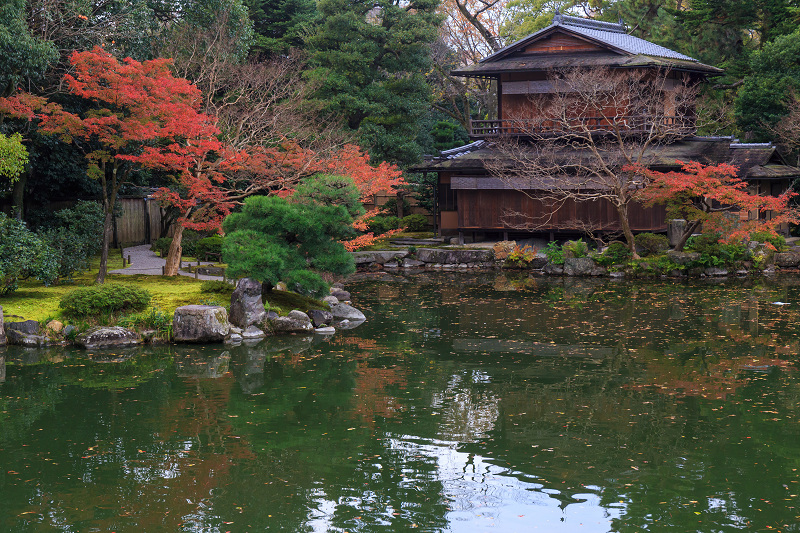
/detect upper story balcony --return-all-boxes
[469,116,697,139]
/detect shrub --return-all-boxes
[401,214,427,232]
[544,241,565,265]
[506,244,537,267]
[201,280,235,294]
[749,231,787,251]
[635,232,669,256]
[40,201,105,281]
[118,307,172,337]
[368,215,401,235]
[0,213,58,294]
[60,284,152,317]
[685,233,749,267]
[380,197,412,217]
[685,232,722,255]
[152,237,172,257]
[562,239,588,258]
[595,241,631,266]
[196,235,223,261]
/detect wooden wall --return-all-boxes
[456,189,666,232]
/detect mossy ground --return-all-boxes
[0,252,326,323]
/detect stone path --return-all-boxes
[109,244,225,281]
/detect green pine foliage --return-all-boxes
[245,0,317,56]
[307,0,443,168]
[292,174,365,219]
[222,195,356,298]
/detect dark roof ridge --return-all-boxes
[558,14,626,34]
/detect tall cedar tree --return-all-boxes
[307,0,442,169]
[36,48,227,283]
[245,0,317,56]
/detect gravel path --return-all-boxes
[109,244,225,281]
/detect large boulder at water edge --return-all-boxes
[229,278,266,328]
[774,252,800,268]
[307,309,333,327]
[75,326,142,349]
[5,320,49,347]
[331,303,366,321]
[564,257,595,276]
[269,310,314,334]
[173,305,230,343]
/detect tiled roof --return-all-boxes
[481,13,697,64]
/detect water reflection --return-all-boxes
[1,273,800,532]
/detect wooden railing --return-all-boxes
[470,116,696,138]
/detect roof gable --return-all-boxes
[483,13,697,64]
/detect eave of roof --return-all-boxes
[416,138,800,180]
[452,52,722,77]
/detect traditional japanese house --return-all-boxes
[419,12,800,241]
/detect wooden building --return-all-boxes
[419,13,800,241]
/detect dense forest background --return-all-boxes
[2,0,800,221]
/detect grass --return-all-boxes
[0,250,327,323]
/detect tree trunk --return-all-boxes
[396,191,405,219]
[616,203,640,259]
[164,224,185,276]
[95,209,113,284]
[11,170,26,220]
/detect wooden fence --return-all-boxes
[115,197,168,245]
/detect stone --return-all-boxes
[173,305,230,343]
[63,325,76,337]
[229,277,266,328]
[331,288,351,301]
[610,271,625,279]
[75,326,142,349]
[6,329,49,347]
[667,219,687,248]
[774,252,800,267]
[351,250,408,265]
[402,258,425,268]
[529,254,549,269]
[331,303,366,321]
[492,240,517,260]
[266,310,279,320]
[322,295,339,306]
[227,333,243,343]
[314,326,336,334]
[704,267,729,276]
[307,309,333,327]
[332,282,345,289]
[230,326,243,335]
[274,281,288,291]
[196,266,225,276]
[415,248,493,265]
[544,263,564,275]
[0,305,5,346]
[667,250,701,266]
[269,310,314,334]
[242,325,266,339]
[7,320,40,335]
[46,320,64,333]
[564,257,596,276]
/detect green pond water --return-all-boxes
[2,272,800,532]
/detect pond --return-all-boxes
[2,272,800,532]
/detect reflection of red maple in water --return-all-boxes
[626,358,795,400]
[350,361,408,427]
[24,374,254,531]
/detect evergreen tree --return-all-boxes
[307,0,442,169]
[245,0,317,56]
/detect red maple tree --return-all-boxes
[636,161,800,250]
[33,47,230,282]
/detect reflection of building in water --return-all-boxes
[431,370,500,442]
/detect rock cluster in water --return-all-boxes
[2,279,365,349]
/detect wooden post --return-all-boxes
[122,257,126,268]
[195,269,198,279]
[127,255,131,264]
[161,266,165,275]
